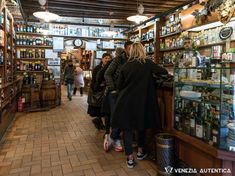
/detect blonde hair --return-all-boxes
[128,42,146,63]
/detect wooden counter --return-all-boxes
[157,82,235,176]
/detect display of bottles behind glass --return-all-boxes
[175,98,220,146]
[142,29,154,41]
[16,35,53,46]
[17,49,45,59]
[16,61,44,71]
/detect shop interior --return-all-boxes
[0,0,234,175]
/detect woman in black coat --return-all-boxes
[112,43,168,168]
[87,53,112,130]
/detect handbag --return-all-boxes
[87,88,104,107]
[152,74,173,88]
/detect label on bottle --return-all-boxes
[190,119,195,128]
[196,125,203,138]
[175,115,179,122]
[22,98,25,103]
[213,136,217,144]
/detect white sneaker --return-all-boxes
[113,139,123,152]
[103,134,113,152]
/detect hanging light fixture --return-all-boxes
[33,0,60,22]
[127,0,148,24]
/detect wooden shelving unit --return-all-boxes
[0,8,22,139]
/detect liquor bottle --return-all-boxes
[196,114,204,139]
[16,61,20,71]
[204,110,212,144]
[0,74,2,88]
[41,49,45,58]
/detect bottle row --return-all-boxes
[174,99,221,146]
[191,26,235,46]
[142,29,154,41]
[161,13,181,36]
[16,35,53,46]
[160,36,184,50]
[15,23,43,33]
[16,61,44,71]
[144,42,155,54]
[17,49,45,59]
[161,51,183,64]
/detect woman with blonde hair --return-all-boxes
[112,42,168,168]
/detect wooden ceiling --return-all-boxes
[20,0,191,25]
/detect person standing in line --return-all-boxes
[73,63,84,96]
[64,59,75,101]
[103,41,133,152]
[87,53,112,130]
[101,47,125,152]
[112,43,168,168]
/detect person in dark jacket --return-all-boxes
[87,53,112,130]
[64,59,75,101]
[112,43,168,168]
[104,41,133,152]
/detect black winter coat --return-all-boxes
[104,53,128,91]
[112,59,168,130]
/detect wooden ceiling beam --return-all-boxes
[22,4,167,14]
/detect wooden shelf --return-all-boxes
[172,129,217,157]
[16,45,53,49]
[0,78,21,89]
[160,47,184,52]
[16,58,46,61]
[16,71,44,73]
[16,32,127,41]
[160,31,182,38]
[141,38,154,42]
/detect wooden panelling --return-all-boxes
[20,0,190,24]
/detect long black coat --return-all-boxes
[112,59,168,130]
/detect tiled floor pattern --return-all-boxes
[0,88,157,176]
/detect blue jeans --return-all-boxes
[67,83,73,97]
[109,92,121,140]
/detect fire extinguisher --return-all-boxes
[18,96,23,112]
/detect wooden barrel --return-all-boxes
[41,80,56,108]
[156,133,174,176]
[21,84,31,108]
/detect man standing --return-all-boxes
[64,59,75,101]
[103,41,133,152]
[179,36,203,68]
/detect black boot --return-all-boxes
[73,88,77,95]
[80,87,83,96]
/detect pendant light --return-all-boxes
[33,0,60,22]
[127,0,148,24]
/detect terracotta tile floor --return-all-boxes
[0,87,157,176]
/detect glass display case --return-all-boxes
[174,61,235,152]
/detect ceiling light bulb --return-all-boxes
[127,14,148,24]
[33,11,60,22]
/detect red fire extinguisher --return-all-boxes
[18,96,23,112]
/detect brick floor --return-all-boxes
[0,87,157,176]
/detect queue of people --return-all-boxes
[87,41,168,168]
